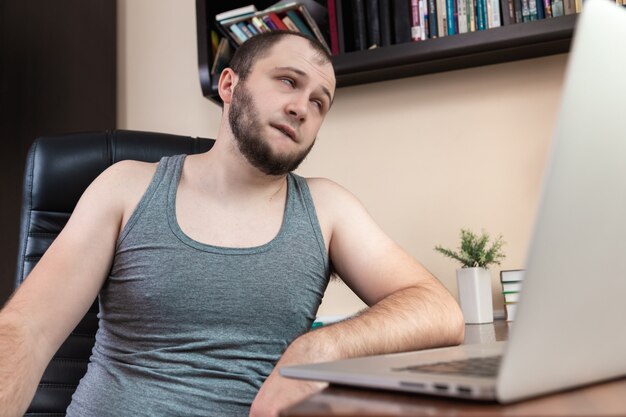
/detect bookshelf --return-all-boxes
[196,0,577,104]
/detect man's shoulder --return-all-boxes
[89,160,159,206]
[302,177,363,213]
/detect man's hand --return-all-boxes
[249,333,333,417]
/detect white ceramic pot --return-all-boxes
[456,267,494,324]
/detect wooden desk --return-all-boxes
[282,321,626,416]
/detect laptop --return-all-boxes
[281,0,626,403]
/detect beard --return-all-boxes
[228,81,315,176]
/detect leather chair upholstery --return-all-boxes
[14,130,215,416]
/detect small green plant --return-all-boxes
[435,229,506,268]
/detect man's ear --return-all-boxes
[218,68,238,104]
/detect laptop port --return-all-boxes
[457,386,472,395]
[433,383,448,392]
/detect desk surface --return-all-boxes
[281,321,626,416]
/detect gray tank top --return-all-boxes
[67,154,330,416]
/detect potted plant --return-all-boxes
[435,229,505,324]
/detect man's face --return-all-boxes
[227,36,336,176]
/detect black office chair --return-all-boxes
[14,130,215,416]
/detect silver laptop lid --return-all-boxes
[497,0,626,402]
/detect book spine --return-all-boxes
[352,0,368,49]
[282,16,300,32]
[513,0,523,21]
[500,0,514,24]
[467,0,475,31]
[295,6,331,49]
[428,0,439,37]
[410,0,422,40]
[267,12,289,30]
[543,0,553,17]
[246,23,259,36]
[446,0,456,34]
[490,0,501,26]
[327,0,341,54]
[536,0,545,19]
[262,15,278,30]
[336,0,346,52]
[529,0,538,19]
[420,0,428,39]
[564,0,576,14]
[392,0,412,43]
[476,0,485,30]
[551,0,564,16]
[365,0,382,47]
[230,23,249,45]
[285,10,314,38]
[251,16,270,33]
[437,0,448,35]
[379,0,393,45]
[457,0,468,33]
[574,0,582,12]
[521,0,530,21]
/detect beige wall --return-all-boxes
[118,0,568,317]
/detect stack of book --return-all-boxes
[214,3,329,50]
[500,269,524,321]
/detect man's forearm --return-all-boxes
[0,309,43,417]
[299,282,465,362]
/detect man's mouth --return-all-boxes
[271,124,296,142]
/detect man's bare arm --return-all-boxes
[0,161,153,417]
[250,179,464,416]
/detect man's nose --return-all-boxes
[285,95,308,122]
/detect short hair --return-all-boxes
[228,31,333,81]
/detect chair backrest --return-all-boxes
[14,130,215,416]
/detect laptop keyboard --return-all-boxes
[397,355,502,378]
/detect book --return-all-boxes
[267,12,289,30]
[514,0,523,21]
[391,0,412,43]
[544,0,553,17]
[365,0,382,47]
[285,10,315,38]
[467,0,476,31]
[379,0,393,45]
[503,292,521,303]
[521,0,531,21]
[564,0,576,14]
[237,22,254,38]
[210,37,232,75]
[335,0,347,53]
[476,0,487,30]
[428,0,439,37]
[216,4,258,21]
[216,3,329,51]
[419,0,428,39]
[457,0,468,33]
[436,0,448,36]
[500,269,525,282]
[536,0,546,18]
[352,0,368,49]
[327,0,341,54]
[282,15,300,31]
[410,0,423,40]
[502,281,523,292]
[229,23,248,45]
[505,302,517,321]
[446,0,457,34]
[552,0,565,16]
[489,0,502,26]
[263,15,279,30]
[500,0,515,24]
[529,0,538,19]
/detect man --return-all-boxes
[0,31,464,417]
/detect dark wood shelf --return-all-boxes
[196,1,577,104]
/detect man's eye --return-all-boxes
[281,78,295,87]
[311,100,323,110]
